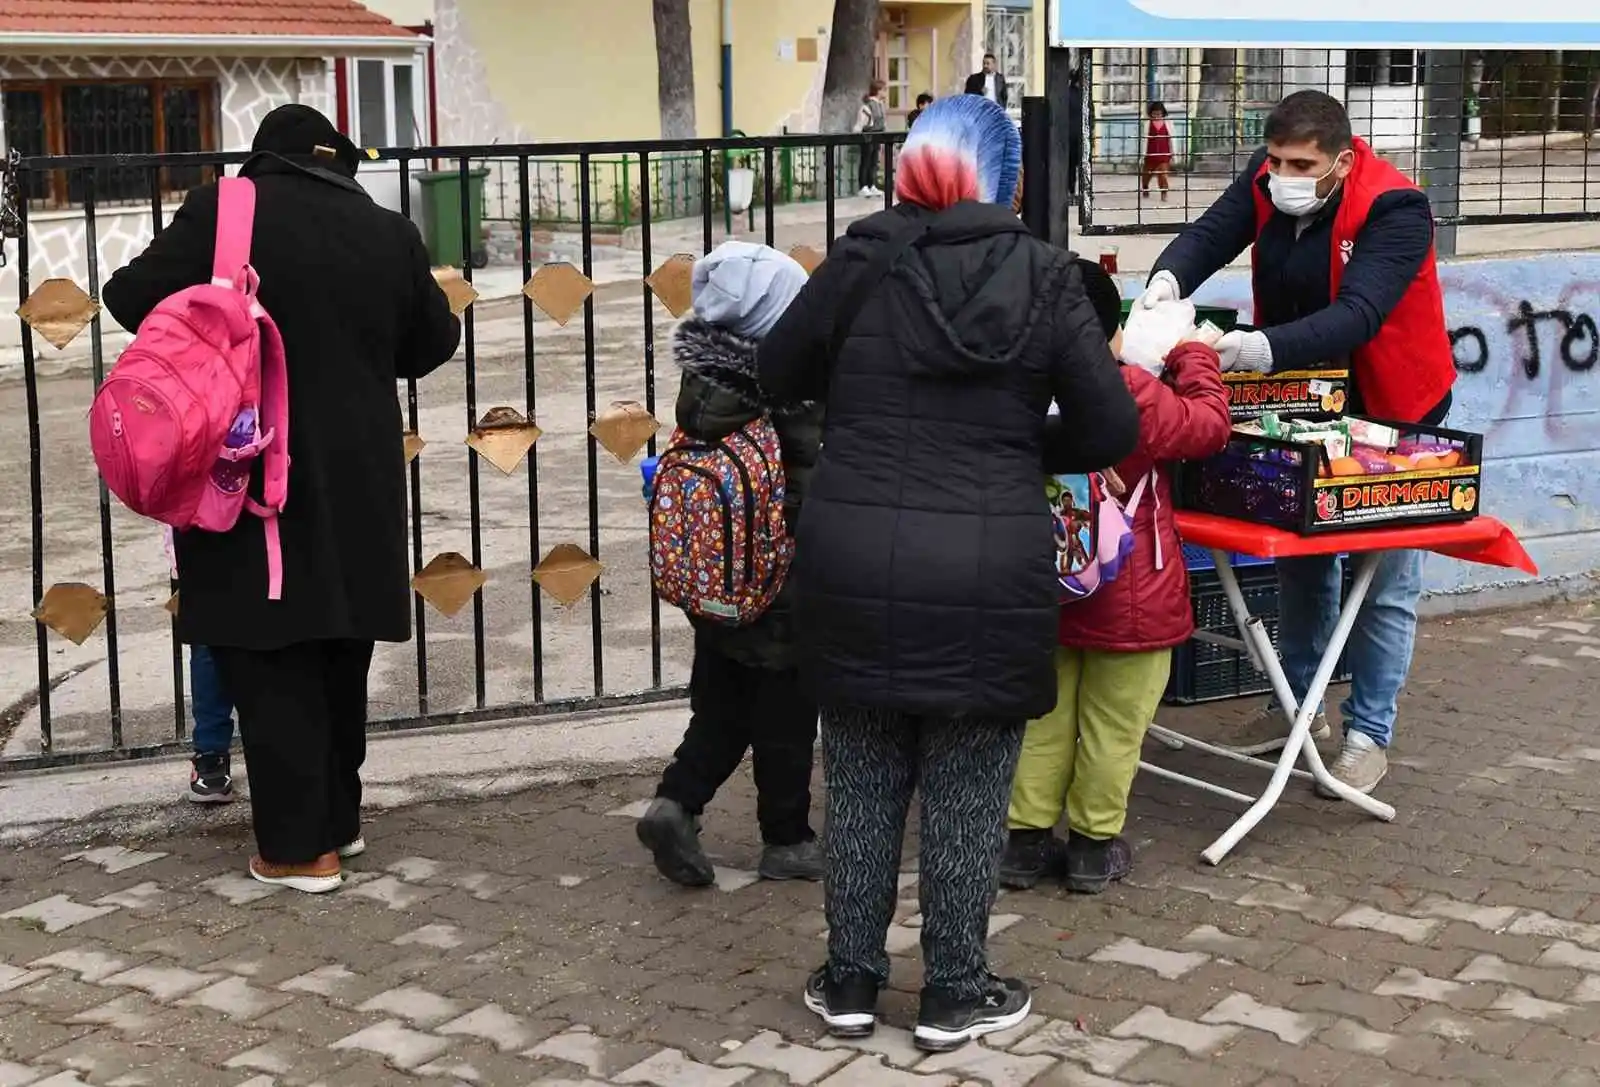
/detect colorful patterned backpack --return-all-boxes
[647,418,793,625]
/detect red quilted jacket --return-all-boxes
[1056,342,1231,652]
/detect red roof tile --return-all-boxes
[0,0,417,39]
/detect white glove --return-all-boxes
[1214,329,1273,373]
[1135,270,1181,310]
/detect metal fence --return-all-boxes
[0,133,903,772]
[1077,47,1600,235]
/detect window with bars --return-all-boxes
[1347,49,1420,87]
[2,79,218,209]
[983,7,1030,105]
[1243,49,1285,105]
[351,57,422,148]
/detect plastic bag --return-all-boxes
[1119,297,1196,376]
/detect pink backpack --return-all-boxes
[89,177,290,599]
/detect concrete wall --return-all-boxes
[1157,252,1600,601]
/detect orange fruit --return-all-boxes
[1438,450,1462,468]
[1412,454,1442,470]
[1387,454,1414,470]
[1328,456,1365,477]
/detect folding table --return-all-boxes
[1142,512,1537,865]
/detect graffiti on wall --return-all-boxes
[1451,300,1599,377]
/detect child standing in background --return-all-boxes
[166,526,236,802]
[1142,101,1172,202]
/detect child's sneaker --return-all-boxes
[636,798,715,887]
[803,966,879,1037]
[188,752,234,803]
[998,828,1064,890]
[248,852,343,894]
[1063,831,1133,895]
[914,976,1031,1052]
[759,838,825,882]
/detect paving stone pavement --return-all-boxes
[4,601,1600,1086]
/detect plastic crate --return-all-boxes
[1164,562,1355,705]
[1180,543,1275,571]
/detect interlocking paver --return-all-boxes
[2,600,1596,1085]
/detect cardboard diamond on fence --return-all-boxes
[789,245,824,275]
[32,583,108,646]
[589,400,661,463]
[465,406,543,475]
[411,553,488,618]
[17,278,100,350]
[165,591,180,617]
[523,262,594,326]
[431,266,479,316]
[645,253,697,318]
[532,544,603,607]
[402,431,427,464]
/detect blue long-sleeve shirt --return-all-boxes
[1151,147,1448,421]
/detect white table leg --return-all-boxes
[1198,551,1396,865]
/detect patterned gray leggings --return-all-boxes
[821,707,1026,1001]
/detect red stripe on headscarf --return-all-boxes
[894,147,978,211]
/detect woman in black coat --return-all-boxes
[757,96,1140,1052]
[102,105,461,892]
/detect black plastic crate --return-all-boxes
[1164,562,1354,705]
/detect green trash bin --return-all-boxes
[417,167,490,269]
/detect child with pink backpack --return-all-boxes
[1001,259,1230,894]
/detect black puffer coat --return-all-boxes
[673,317,823,671]
[758,201,1140,720]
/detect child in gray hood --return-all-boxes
[636,241,825,887]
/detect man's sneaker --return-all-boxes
[636,798,715,888]
[337,837,366,859]
[1217,702,1331,757]
[1063,832,1133,895]
[998,828,1064,890]
[187,752,234,804]
[803,966,879,1037]
[248,853,343,894]
[1316,731,1388,797]
[914,976,1031,1052]
[759,838,824,882]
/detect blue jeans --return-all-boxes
[1275,550,1425,749]
[190,645,236,755]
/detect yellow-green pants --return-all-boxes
[1007,646,1172,839]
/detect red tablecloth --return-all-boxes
[1174,512,1538,575]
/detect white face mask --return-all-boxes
[1268,155,1347,217]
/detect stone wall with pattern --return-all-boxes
[0,53,336,343]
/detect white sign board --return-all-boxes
[1052,0,1600,49]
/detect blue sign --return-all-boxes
[1053,0,1600,49]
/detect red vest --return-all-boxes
[1250,138,1455,423]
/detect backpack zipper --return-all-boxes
[718,437,757,587]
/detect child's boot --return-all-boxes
[1063,830,1133,895]
[637,797,716,887]
[759,837,825,881]
[999,828,1064,890]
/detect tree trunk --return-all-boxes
[652,0,697,139]
[822,0,880,133]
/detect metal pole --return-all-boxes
[1020,95,1050,238]
[1421,49,1465,258]
[1044,45,1076,249]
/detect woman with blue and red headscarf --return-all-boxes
[758,95,1140,1052]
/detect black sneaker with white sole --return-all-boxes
[914,975,1031,1052]
[188,752,234,803]
[803,966,879,1038]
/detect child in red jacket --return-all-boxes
[1002,259,1231,894]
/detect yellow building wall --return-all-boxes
[728,0,833,134]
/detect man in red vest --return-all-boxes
[1137,90,1456,796]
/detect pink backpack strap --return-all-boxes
[213,176,256,287]
[217,176,291,602]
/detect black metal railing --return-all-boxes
[0,132,903,771]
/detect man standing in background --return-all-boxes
[965,53,1008,109]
